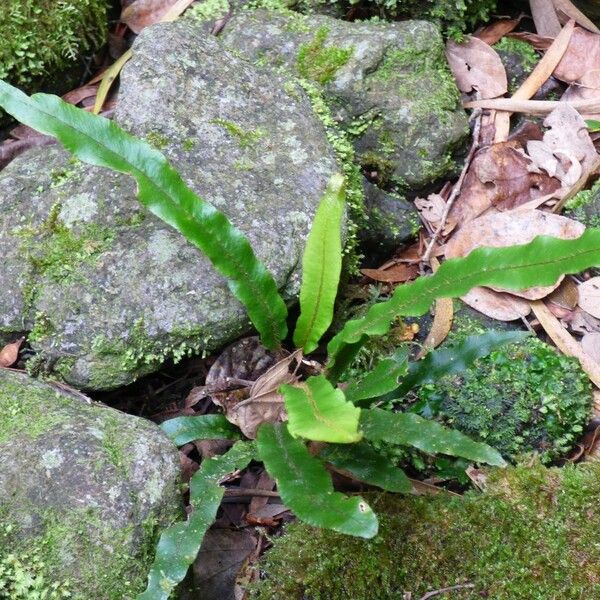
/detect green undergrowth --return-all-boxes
[0,0,107,90]
[565,177,600,229]
[253,460,600,599]
[297,26,353,85]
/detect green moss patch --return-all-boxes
[254,460,600,599]
[297,26,353,85]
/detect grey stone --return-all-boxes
[360,180,418,264]
[220,9,469,190]
[0,19,338,390]
[0,369,182,599]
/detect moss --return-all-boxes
[182,138,196,151]
[564,177,600,228]
[296,26,353,85]
[145,131,170,150]
[254,460,600,600]
[0,0,107,92]
[211,118,265,149]
[494,37,539,72]
[101,415,129,477]
[410,336,592,463]
[299,79,365,273]
[188,0,230,22]
[0,506,163,600]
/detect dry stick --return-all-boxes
[419,584,476,600]
[464,96,600,115]
[224,488,281,498]
[421,110,482,265]
[530,0,561,36]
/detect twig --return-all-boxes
[419,583,475,599]
[421,109,482,265]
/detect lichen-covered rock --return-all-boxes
[0,19,338,390]
[253,460,600,599]
[565,177,600,229]
[0,0,106,92]
[220,10,469,191]
[0,369,182,599]
[360,180,418,263]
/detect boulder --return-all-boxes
[0,19,338,390]
[0,369,182,599]
[220,10,468,191]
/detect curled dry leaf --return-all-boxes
[445,210,585,300]
[445,36,508,99]
[508,31,554,51]
[569,307,600,334]
[361,263,419,284]
[0,337,24,368]
[547,277,579,309]
[581,332,600,363]
[449,141,561,225]
[120,0,194,32]
[460,287,532,321]
[474,18,520,46]
[578,276,600,318]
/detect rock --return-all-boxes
[220,10,469,191]
[0,369,182,599]
[359,180,418,264]
[253,460,600,599]
[0,19,338,390]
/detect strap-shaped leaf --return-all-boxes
[160,414,240,446]
[392,330,529,399]
[320,441,412,493]
[293,173,345,353]
[138,441,254,600]
[344,348,409,404]
[360,408,506,467]
[257,423,378,538]
[327,230,600,368]
[282,374,362,443]
[0,80,288,350]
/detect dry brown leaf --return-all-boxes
[249,350,300,399]
[361,264,419,284]
[553,0,600,34]
[417,258,453,358]
[562,71,600,120]
[508,31,555,51]
[460,287,532,321]
[531,300,600,387]
[582,332,600,363]
[578,276,600,318]
[554,26,600,83]
[449,142,561,224]
[569,307,600,334]
[445,36,508,99]
[120,0,194,32]
[0,338,23,368]
[475,18,521,45]
[530,0,562,36]
[446,210,585,299]
[547,277,579,308]
[414,194,445,226]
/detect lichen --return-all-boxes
[253,460,600,600]
[211,118,266,149]
[296,26,353,85]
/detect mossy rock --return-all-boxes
[221,10,469,191]
[0,0,107,124]
[0,369,182,599]
[253,460,600,599]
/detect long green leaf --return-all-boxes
[319,441,412,493]
[0,80,288,350]
[257,423,378,538]
[138,441,254,600]
[344,348,409,404]
[360,408,506,467]
[293,173,345,353]
[391,330,529,400]
[282,374,362,443]
[160,414,240,446]
[327,230,600,369]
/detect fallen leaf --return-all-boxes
[120,0,194,32]
[582,332,600,363]
[460,287,532,321]
[553,0,600,34]
[449,142,561,224]
[562,72,600,120]
[530,0,562,36]
[361,263,419,283]
[508,31,554,51]
[417,257,453,358]
[547,277,579,308]
[554,26,600,84]
[531,300,600,387]
[249,351,300,399]
[0,337,24,368]
[445,210,585,299]
[578,276,600,318]
[446,36,508,99]
[474,18,521,45]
